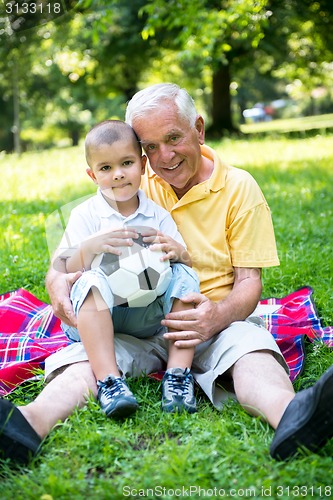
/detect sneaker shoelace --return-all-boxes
[182,373,194,397]
[99,377,126,400]
[166,370,192,397]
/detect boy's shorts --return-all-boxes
[62,262,200,341]
[47,313,288,409]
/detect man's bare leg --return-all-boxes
[232,350,333,460]
[18,361,97,439]
[231,350,295,429]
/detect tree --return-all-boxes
[0,0,161,151]
[140,0,270,136]
[140,0,333,135]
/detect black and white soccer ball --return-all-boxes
[91,227,172,307]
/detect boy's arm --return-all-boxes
[52,240,94,274]
[57,227,141,273]
[64,243,90,273]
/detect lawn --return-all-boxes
[0,133,333,499]
[241,112,333,135]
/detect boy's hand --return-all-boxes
[82,227,139,260]
[142,230,190,264]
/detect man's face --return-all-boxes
[132,101,205,197]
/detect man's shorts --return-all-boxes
[62,262,200,341]
[46,314,289,409]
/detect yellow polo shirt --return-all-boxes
[141,144,279,302]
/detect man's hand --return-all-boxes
[162,293,223,348]
[46,270,82,326]
[163,267,262,348]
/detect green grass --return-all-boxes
[1,133,333,499]
[241,113,333,136]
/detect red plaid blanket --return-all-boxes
[0,287,332,395]
[0,289,69,395]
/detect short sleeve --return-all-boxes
[227,202,280,267]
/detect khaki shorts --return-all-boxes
[45,316,288,409]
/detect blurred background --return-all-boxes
[1,0,333,154]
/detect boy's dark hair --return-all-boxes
[85,120,142,165]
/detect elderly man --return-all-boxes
[1,83,333,464]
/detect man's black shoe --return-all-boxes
[270,365,333,460]
[0,398,41,464]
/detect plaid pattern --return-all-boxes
[0,289,70,395]
[0,286,332,395]
[260,286,333,381]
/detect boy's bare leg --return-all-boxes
[18,361,97,439]
[77,289,139,419]
[167,299,195,369]
[162,299,197,414]
[77,289,120,381]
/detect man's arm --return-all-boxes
[45,262,82,327]
[162,267,262,348]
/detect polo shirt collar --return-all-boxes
[146,144,227,196]
[96,188,155,218]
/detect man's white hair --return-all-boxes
[125,83,198,127]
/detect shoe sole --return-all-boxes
[162,407,197,414]
[162,401,197,414]
[271,365,333,460]
[105,399,139,419]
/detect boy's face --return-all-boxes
[86,139,146,208]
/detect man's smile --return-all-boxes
[164,161,181,171]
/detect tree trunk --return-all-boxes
[12,60,21,155]
[71,129,80,146]
[207,63,239,138]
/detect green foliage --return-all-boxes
[1,0,333,151]
[0,0,157,152]
[141,0,270,63]
[140,0,271,132]
[140,0,333,133]
[1,132,333,496]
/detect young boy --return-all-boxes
[55,120,200,419]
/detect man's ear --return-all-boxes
[195,115,205,145]
[141,155,147,174]
[86,168,98,184]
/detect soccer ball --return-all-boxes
[91,227,172,307]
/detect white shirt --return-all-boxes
[59,188,186,252]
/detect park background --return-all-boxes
[1,1,333,499]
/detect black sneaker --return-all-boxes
[0,398,41,464]
[162,367,197,414]
[97,375,139,419]
[270,365,333,460]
